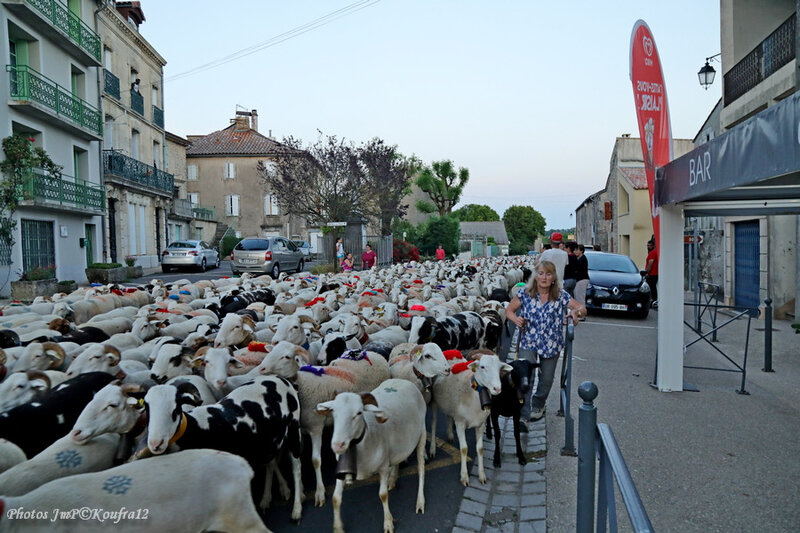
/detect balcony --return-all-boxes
[192,205,216,221]
[3,0,102,66]
[724,12,796,107]
[6,64,102,139]
[102,150,174,197]
[130,90,144,116]
[104,69,120,100]
[152,105,164,129]
[170,198,194,220]
[19,168,104,214]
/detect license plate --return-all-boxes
[242,259,259,264]
[602,303,628,311]
[171,252,185,256]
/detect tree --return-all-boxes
[414,160,469,216]
[390,218,418,245]
[358,138,420,235]
[257,133,369,227]
[503,205,546,255]
[417,215,461,256]
[453,203,499,222]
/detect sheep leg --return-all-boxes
[514,413,527,465]
[290,453,303,521]
[455,420,470,486]
[311,429,327,506]
[260,460,276,509]
[387,464,399,491]
[332,478,345,533]
[445,415,455,443]
[475,421,487,484]
[485,414,494,440]
[415,430,426,514]
[492,412,503,467]
[379,465,395,533]
[428,403,438,457]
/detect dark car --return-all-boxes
[230,236,304,278]
[584,251,651,318]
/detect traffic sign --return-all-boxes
[326,222,347,227]
[684,234,704,244]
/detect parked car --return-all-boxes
[293,240,312,258]
[584,251,651,319]
[161,240,220,273]
[231,236,304,277]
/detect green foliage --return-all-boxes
[414,160,469,216]
[546,228,576,241]
[220,236,243,258]
[20,264,56,281]
[87,263,123,269]
[310,263,335,274]
[0,135,62,250]
[453,204,499,222]
[57,280,76,286]
[487,236,497,246]
[390,218,418,244]
[417,215,460,256]
[503,205,545,255]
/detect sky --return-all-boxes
[139,1,722,230]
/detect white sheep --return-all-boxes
[316,379,427,533]
[388,343,450,403]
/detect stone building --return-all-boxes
[1,0,105,293]
[97,1,172,268]
[186,110,307,243]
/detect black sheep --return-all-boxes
[485,358,538,466]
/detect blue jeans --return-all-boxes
[517,349,559,418]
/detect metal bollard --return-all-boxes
[576,381,598,533]
[763,298,774,372]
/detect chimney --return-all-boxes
[251,109,258,132]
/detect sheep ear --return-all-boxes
[360,393,378,407]
[229,357,245,369]
[315,401,334,416]
[190,356,206,368]
[468,361,479,373]
[500,362,513,375]
[364,404,388,423]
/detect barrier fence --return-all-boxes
[557,318,576,456]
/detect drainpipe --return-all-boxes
[95,4,107,262]
[795,215,799,321]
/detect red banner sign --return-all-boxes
[630,20,672,256]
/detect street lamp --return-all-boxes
[698,53,721,90]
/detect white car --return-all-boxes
[161,240,220,273]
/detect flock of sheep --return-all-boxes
[0,256,535,533]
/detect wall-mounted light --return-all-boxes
[698,53,721,90]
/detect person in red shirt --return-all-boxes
[361,244,376,270]
[435,245,445,261]
[644,239,658,308]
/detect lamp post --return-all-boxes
[698,53,721,89]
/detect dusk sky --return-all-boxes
[140,1,721,229]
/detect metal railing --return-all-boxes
[317,233,394,268]
[724,12,796,106]
[104,69,120,100]
[152,105,164,129]
[693,282,723,341]
[21,168,104,211]
[557,318,577,456]
[102,150,174,193]
[6,64,102,136]
[170,198,193,218]
[192,205,216,221]
[577,382,655,533]
[21,0,101,61]
[130,90,144,116]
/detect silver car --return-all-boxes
[161,240,220,273]
[231,236,304,278]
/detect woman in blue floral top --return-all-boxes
[505,260,586,426]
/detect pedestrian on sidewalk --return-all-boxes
[361,243,376,270]
[574,244,590,309]
[537,232,568,289]
[645,238,658,308]
[435,244,445,261]
[505,260,585,425]
[336,237,345,262]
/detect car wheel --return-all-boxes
[232,270,240,276]
[297,259,304,273]
[199,258,207,272]
[161,265,171,273]
[214,256,220,269]
[271,263,280,279]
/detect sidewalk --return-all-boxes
[544,308,800,532]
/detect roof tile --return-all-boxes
[186,124,296,156]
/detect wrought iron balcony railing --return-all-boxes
[130,89,144,116]
[724,12,796,106]
[192,205,216,221]
[21,168,105,212]
[6,64,102,136]
[104,69,120,100]
[17,0,102,62]
[171,198,194,218]
[152,105,164,129]
[102,150,174,193]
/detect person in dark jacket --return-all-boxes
[574,244,590,311]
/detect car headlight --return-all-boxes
[639,282,650,293]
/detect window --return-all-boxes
[153,140,160,168]
[103,47,112,69]
[104,115,114,148]
[128,203,137,255]
[264,194,279,215]
[138,205,146,255]
[21,219,54,272]
[223,162,235,179]
[187,164,197,180]
[9,40,16,66]
[131,129,139,160]
[188,193,198,206]
[70,65,85,99]
[225,194,240,216]
[151,86,159,107]
[73,147,88,181]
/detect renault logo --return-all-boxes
[612,286,620,296]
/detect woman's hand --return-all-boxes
[511,315,525,329]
